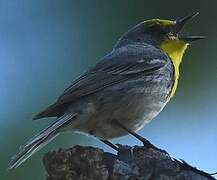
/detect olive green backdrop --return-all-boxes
[0,0,216,179]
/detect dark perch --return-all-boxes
[43,145,216,180]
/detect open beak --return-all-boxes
[174,12,206,42]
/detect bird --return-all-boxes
[9,12,205,169]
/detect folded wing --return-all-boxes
[33,44,169,120]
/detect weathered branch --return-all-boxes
[43,145,216,180]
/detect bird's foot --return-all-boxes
[111,120,169,155]
[139,137,169,155]
[115,144,136,161]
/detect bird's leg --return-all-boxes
[100,139,118,151]
[112,120,153,147]
[112,120,168,154]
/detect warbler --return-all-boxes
[9,13,205,169]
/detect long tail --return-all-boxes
[8,113,77,169]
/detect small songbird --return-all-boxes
[9,13,205,169]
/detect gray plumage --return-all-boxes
[9,21,175,169]
[9,113,77,169]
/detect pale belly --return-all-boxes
[69,79,171,140]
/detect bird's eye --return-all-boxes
[166,32,176,39]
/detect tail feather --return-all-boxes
[9,113,76,169]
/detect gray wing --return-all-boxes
[33,44,169,119]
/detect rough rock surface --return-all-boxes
[43,145,216,180]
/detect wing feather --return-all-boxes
[34,44,169,119]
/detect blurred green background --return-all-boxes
[1,0,216,179]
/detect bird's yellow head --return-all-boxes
[117,13,204,63]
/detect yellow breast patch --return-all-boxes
[160,39,188,99]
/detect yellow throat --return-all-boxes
[160,39,188,99]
